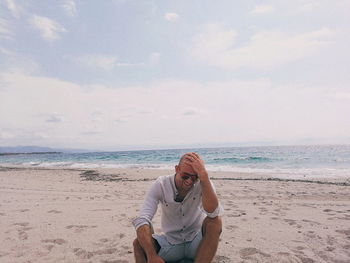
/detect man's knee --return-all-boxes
[133,237,161,253]
[202,216,222,236]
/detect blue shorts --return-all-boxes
[152,231,203,262]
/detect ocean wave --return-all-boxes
[212,156,273,163]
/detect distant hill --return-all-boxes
[0,146,88,154]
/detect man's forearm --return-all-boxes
[136,224,158,259]
[199,171,219,213]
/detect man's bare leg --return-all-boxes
[133,238,147,263]
[194,216,222,263]
[133,238,161,263]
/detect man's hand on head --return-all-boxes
[183,152,209,181]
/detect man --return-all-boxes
[132,152,222,263]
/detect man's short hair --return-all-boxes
[178,153,190,166]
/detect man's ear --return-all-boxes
[175,165,180,173]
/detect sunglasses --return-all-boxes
[180,173,198,181]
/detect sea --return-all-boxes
[1,145,350,179]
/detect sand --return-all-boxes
[0,166,349,263]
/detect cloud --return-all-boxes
[1,70,349,148]
[190,24,335,70]
[78,55,118,70]
[4,0,22,18]
[115,117,129,123]
[334,92,350,100]
[182,107,204,116]
[81,131,103,136]
[0,127,50,142]
[62,0,77,17]
[29,15,67,41]
[250,4,275,15]
[0,128,16,139]
[149,52,161,66]
[0,18,13,39]
[45,114,64,123]
[0,46,15,55]
[77,54,143,70]
[164,13,179,22]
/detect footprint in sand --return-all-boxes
[323,208,334,214]
[343,244,350,250]
[214,255,230,261]
[73,248,94,259]
[336,210,347,214]
[239,247,271,259]
[66,225,97,233]
[325,246,335,251]
[47,210,62,214]
[41,238,67,245]
[335,229,350,238]
[259,207,268,215]
[226,213,242,217]
[302,219,321,226]
[73,247,118,259]
[118,247,133,257]
[90,208,112,212]
[225,225,238,230]
[296,255,315,263]
[13,222,29,227]
[101,260,128,263]
[13,222,33,240]
[44,244,55,251]
[284,219,297,226]
[18,230,28,240]
[295,246,306,251]
[121,245,130,250]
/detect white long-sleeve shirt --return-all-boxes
[132,174,222,245]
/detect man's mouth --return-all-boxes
[184,181,192,187]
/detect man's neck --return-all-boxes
[174,174,192,201]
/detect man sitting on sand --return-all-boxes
[132,152,222,263]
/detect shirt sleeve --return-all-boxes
[200,180,224,218]
[132,179,161,231]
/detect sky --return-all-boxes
[0,0,350,150]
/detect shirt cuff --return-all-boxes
[203,203,223,218]
[132,216,153,231]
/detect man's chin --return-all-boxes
[183,183,193,189]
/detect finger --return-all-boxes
[185,154,195,161]
[191,152,201,159]
[186,153,198,160]
[187,153,200,163]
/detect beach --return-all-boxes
[0,166,349,263]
